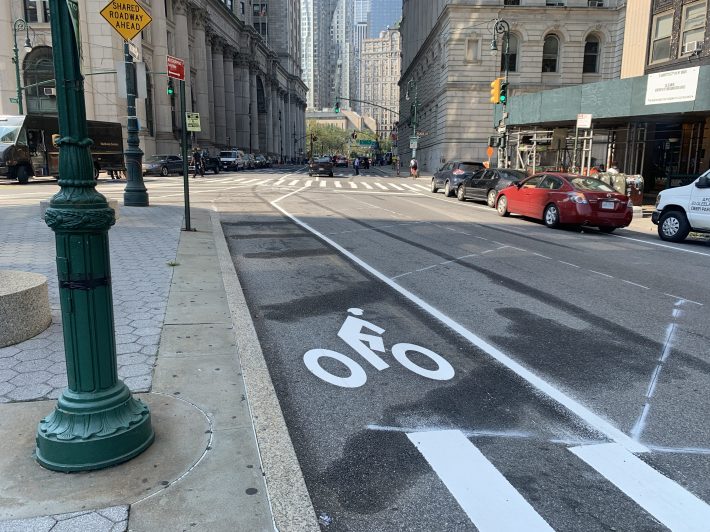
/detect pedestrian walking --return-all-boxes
[410,158,418,178]
[354,157,360,176]
[191,149,204,178]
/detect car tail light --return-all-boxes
[568,192,588,204]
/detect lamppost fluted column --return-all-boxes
[12,19,32,115]
[123,42,149,206]
[492,18,511,168]
[36,0,154,472]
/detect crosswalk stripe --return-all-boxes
[289,179,299,186]
[415,184,429,191]
[389,183,405,191]
[408,430,553,532]
[305,180,312,187]
[362,182,373,190]
[320,180,327,188]
[334,181,343,188]
[256,179,272,185]
[349,182,358,189]
[570,443,710,532]
[402,184,420,191]
[375,183,388,190]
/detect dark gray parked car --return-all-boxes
[431,160,485,197]
[142,154,183,176]
[457,168,528,207]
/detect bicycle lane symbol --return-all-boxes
[303,308,455,388]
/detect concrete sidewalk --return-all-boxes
[0,205,317,531]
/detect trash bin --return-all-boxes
[625,174,644,207]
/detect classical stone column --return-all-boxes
[265,81,274,155]
[173,0,192,112]
[212,39,226,146]
[250,65,259,153]
[235,55,250,151]
[206,29,216,143]
[192,10,211,146]
[223,47,236,148]
[151,0,173,153]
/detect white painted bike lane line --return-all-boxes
[408,430,554,532]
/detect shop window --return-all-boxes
[649,12,673,63]
[583,35,600,73]
[501,34,518,73]
[542,34,559,73]
[681,2,707,54]
[23,46,56,115]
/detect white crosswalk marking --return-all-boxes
[375,183,388,190]
[320,180,327,188]
[289,179,299,186]
[389,183,405,191]
[415,184,429,191]
[408,430,554,532]
[570,443,710,532]
[305,180,312,187]
[362,182,373,190]
[349,182,358,189]
[334,181,342,188]
[402,184,420,191]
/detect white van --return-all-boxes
[652,169,710,242]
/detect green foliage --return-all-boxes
[306,121,351,157]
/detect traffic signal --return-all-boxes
[489,77,502,104]
[351,131,357,139]
[334,100,340,113]
[167,78,175,96]
[499,82,509,104]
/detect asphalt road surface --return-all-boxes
[5,168,709,531]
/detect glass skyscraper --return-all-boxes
[369,0,401,38]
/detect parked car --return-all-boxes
[244,154,257,169]
[309,156,334,177]
[652,169,710,242]
[335,156,348,167]
[456,168,527,207]
[255,154,268,167]
[495,173,633,232]
[431,160,485,197]
[142,154,183,176]
[220,150,246,171]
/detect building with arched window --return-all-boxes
[398,0,626,171]
[0,0,307,160]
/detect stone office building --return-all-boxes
[360,27,401,137]
[398,0,627,172]
[0,0,308,161]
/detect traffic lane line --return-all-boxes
[408,430,554,532]
[570,443,710,531]
[271,189,648,453]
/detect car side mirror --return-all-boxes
[695,175,710,189]
[512,181,521,188]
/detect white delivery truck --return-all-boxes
[652,169,710,242]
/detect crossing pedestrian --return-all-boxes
[354,157,360,176]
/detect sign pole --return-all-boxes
[180,78,192,231]
[123,41,149,206]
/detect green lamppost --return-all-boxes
[405,79,418,159]
[12,18,33,115]
[36,0,154,472]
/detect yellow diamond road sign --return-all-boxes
[100,0,152,42]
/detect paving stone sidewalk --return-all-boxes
[0,204,183,402]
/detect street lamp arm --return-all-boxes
[336,96,400,116]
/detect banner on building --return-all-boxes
[645,67,700,106]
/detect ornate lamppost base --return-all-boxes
[35,382,154,472]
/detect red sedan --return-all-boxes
[495,173,633,232]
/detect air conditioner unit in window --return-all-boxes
[43,87,56,96]
[682,41,703,54]
[546,1,566,6]
[588,0,604,7]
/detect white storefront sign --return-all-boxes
[645,67,700,105]
[576,113,593,129]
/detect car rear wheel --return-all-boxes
[598,226,616,234]
[658,210,690,242]
[444,181,452,197]
[456,185,466,201]
[430,179,438,193]
[486,189,497,208]
[543,204,560,228]
[161,166,169,176]
[496,195,509,217]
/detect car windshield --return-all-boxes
[146,155,166,162]
[570,177,614,192]
[500,170,527,180]
[0,125,22,143]
[460,163,483,172]
[220,151,234,157]
[316,157,331,163]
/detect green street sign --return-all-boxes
[358,139,373,146]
